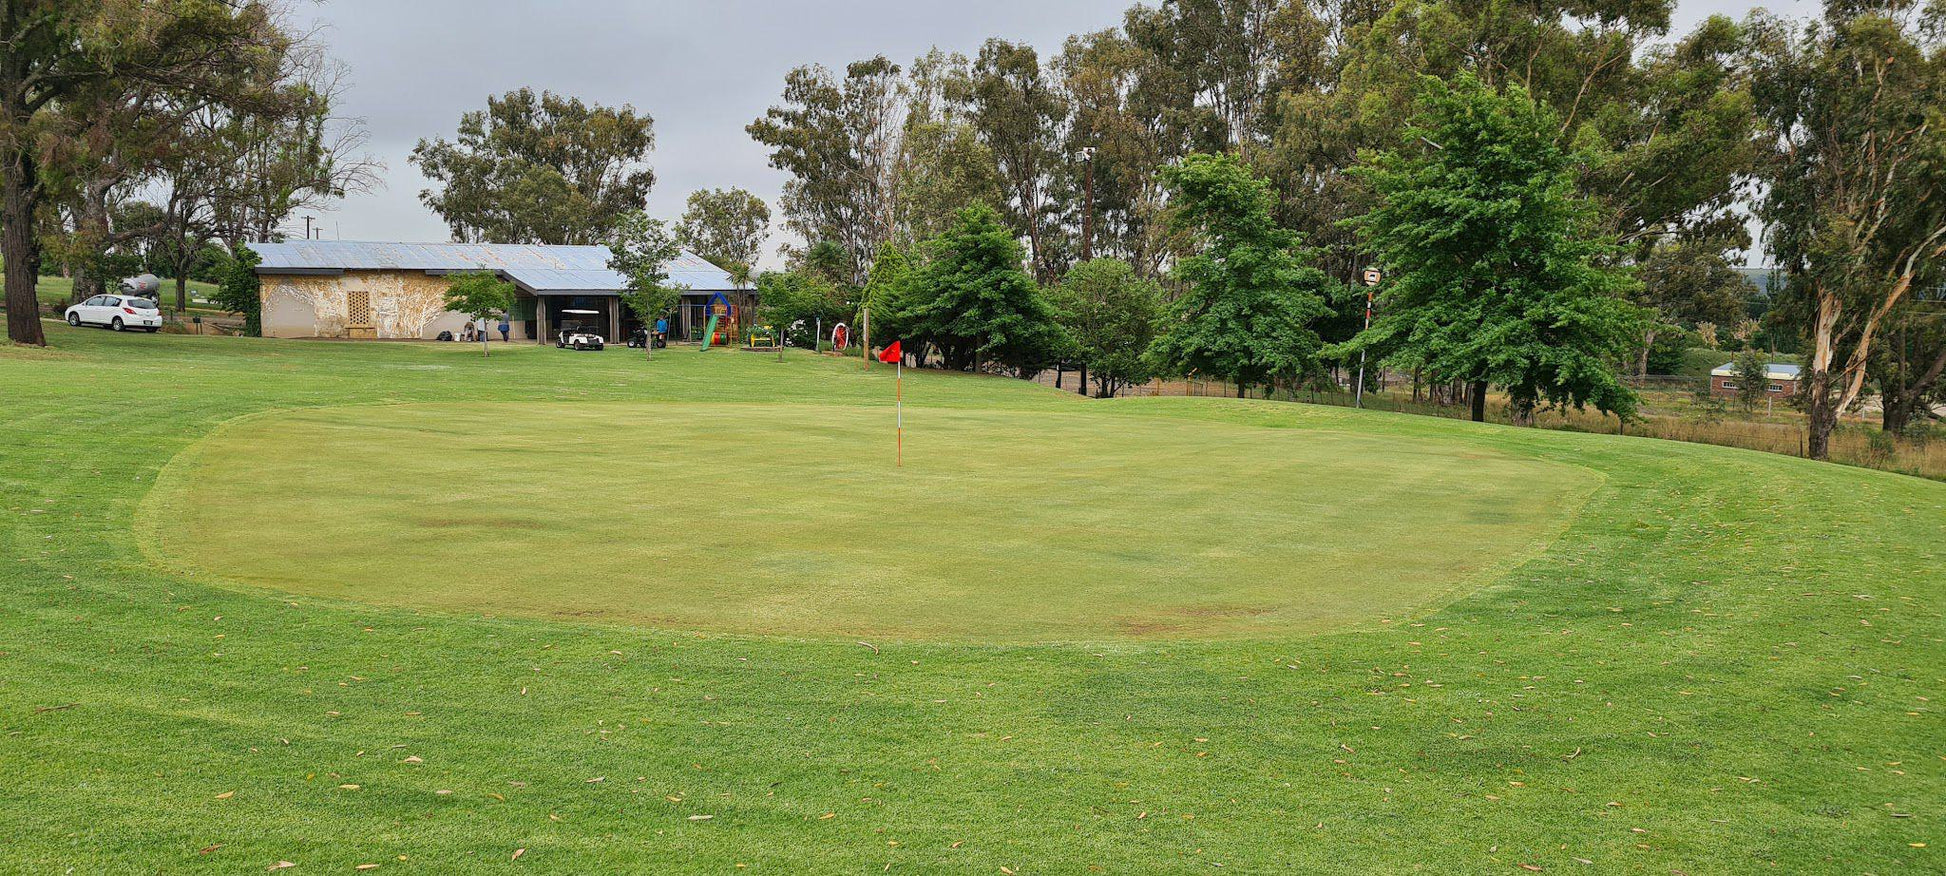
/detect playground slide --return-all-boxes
[701,314,720,350]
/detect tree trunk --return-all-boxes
[175,274,189,314]
[1637,328,1656,378]
[70,191,113,306]
[3,143,45,346]
[1881,345,1946,435]
[1076,363,1087,395]
[1805,366,1835,460]
[70,264,104,306]
[1469,380,1488,422]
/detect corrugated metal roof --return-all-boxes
[1710,362,1802,379]
[248,240,737,293]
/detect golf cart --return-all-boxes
[555,311,605,351]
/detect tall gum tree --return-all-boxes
[1749,5,1946,459]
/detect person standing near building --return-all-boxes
[654,316,668,348]
[497,316,511,343]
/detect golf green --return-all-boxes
[143,401,1599,641]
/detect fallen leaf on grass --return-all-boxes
[1520,865,1543,872]
[356,865,379,871]
[266,863,295,871]
[511,848,526,861]
[688,814,713,821]
[585,776,604,784]
[401,756,422,764]
[199,843,223,855]
[215,791,235,800]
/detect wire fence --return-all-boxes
[1027,366,1943,481]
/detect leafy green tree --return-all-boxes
[442,271,515,358]
[606,211,683,361]
[412,88,656,245]
[1344,75,1642,424]
[1148,153,1329,397]
[901,203,1062,374]
[1748,4,1946,459]
[1731,349,1769,412]
[676,188,770,275]
[214,245,263,337]
[755,270,850,348]
[858,244,913,358]
[1052,258,1162,397]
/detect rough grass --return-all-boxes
[2,323,1942,873]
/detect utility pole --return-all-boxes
[1356,267,1381,408]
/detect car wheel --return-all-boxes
[112,317,124,331]
[66,312,79,326]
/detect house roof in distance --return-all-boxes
[248,240,737,295]
[1711,362,1802,380]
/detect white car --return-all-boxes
[66,294,163,332]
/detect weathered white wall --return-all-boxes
[259,270,530,340]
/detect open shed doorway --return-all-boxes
[541,295,618,346]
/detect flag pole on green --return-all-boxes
[878,341,904,467]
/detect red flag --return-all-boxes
[878,340,902,363]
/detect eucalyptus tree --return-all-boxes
[1747,3,1946,459]
[412,88,656,245]
[676,187,770,276]
[967,39,1069,284]
[748,56,903,285]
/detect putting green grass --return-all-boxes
[3,326,1942,873]
[146,402,1597,640]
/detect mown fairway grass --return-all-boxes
[2,325,1942,873]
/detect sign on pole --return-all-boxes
[1355,268,1380,407]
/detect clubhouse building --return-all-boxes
[250,240,747,342]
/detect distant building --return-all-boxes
[1710,361,1801,399]
[249,240,746,342]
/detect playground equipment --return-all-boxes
[697,292,740,350]
[831,322,849,353]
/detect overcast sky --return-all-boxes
[286,0,1816,260]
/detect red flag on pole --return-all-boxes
[880,341,904,466]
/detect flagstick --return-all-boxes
[895,358,903,468]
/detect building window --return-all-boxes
[1720,381,1737,390]
[1768,384,1784,393]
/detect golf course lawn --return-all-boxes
[2,325,1942,873]
[144,402,1596,641]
